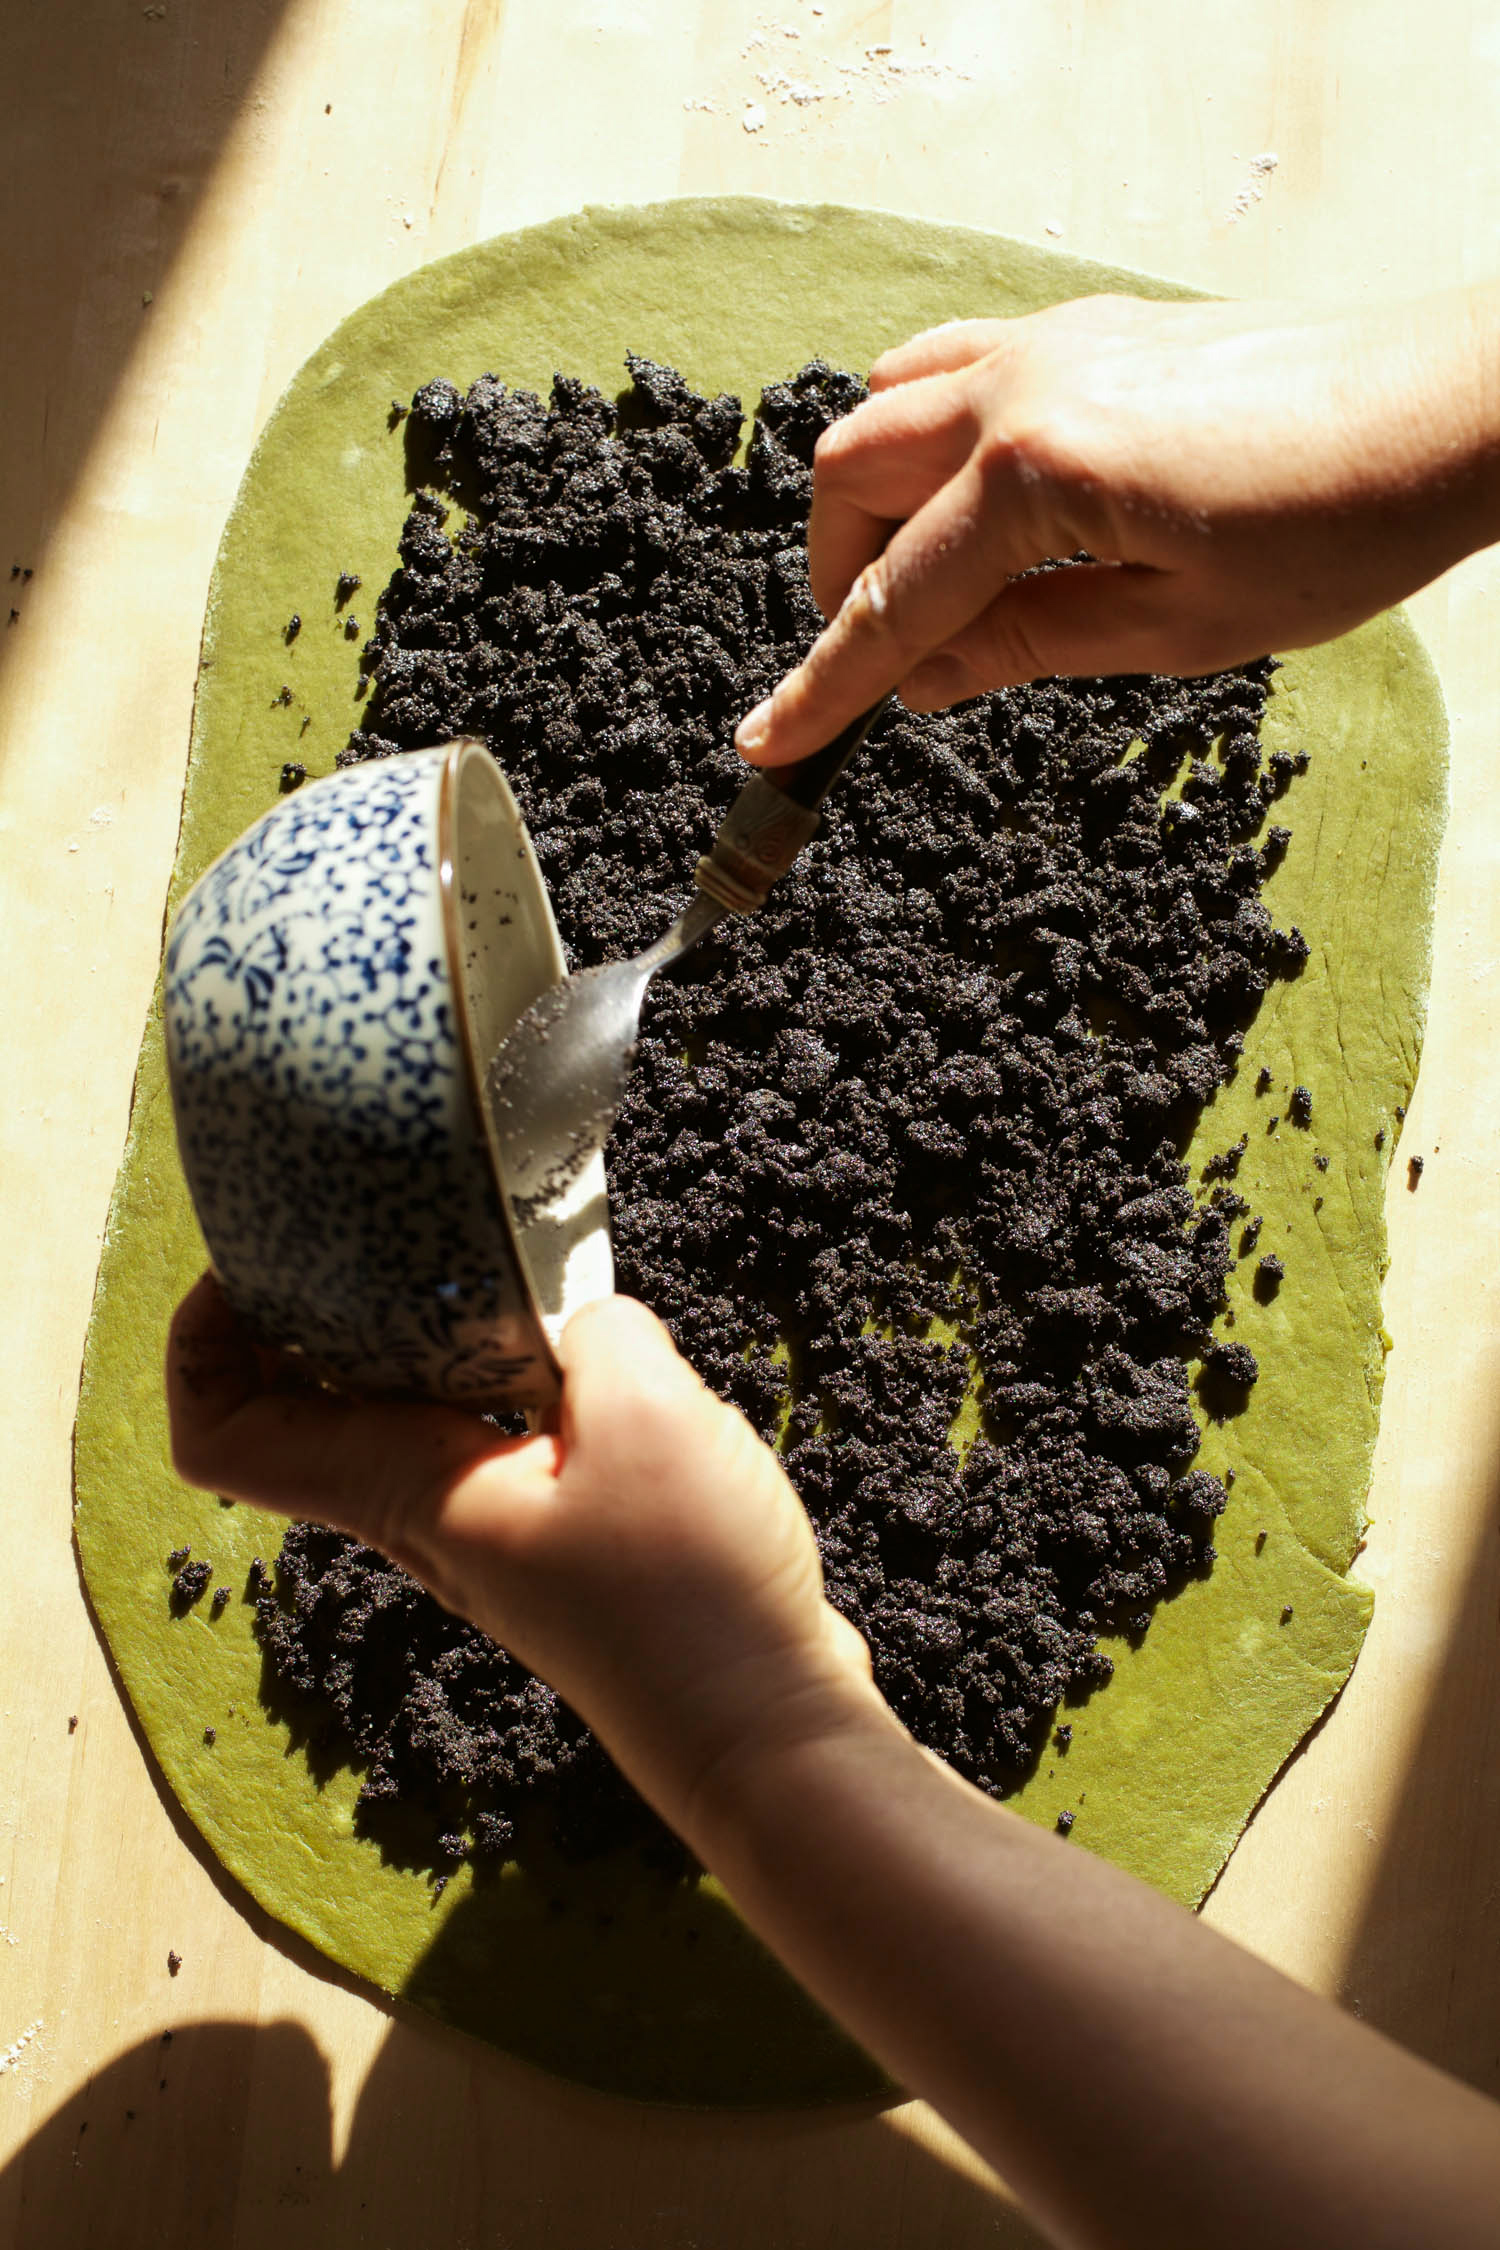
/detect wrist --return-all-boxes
[1392,280,1500,564]
[669,1650,899,1866]
[1450,280,1500,539]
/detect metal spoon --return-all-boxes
[486,697,890,1225]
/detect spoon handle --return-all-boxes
[693,695,892,915]
[762,693,894,811]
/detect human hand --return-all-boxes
[165,1276,877,1843]
[736,288,1500,764]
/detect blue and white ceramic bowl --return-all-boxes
[164,739,612,1410]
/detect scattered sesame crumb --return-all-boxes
[1205,1339,1259,1391]
[171,1560,212,1610]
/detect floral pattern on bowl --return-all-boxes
[165,741,611,1409]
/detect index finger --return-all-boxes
[867,317,1018,391]
[805,368,979,619]
[737,455,1050,766]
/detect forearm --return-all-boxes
[167,1275,1500,2244]
[681,1696,1500,2250]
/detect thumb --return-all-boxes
[555,1292,698,1391]
[555,1293,716,1465]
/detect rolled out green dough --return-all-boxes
[73,200,1447,2105]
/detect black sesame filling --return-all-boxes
[248,357,1309,1869]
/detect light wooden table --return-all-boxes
[4,3,1499,2243]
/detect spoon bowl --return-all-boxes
[486,700,890,1221]
[485,890,724,1223]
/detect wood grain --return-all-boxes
[3,1,1498,2241]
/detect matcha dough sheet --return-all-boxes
[74,199,1447,2106]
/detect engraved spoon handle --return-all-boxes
[693,695,892,915]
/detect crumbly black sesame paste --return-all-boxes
[249,355,1310,1875]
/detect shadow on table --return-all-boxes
[28,1559,1048,2248]
[0,0,290,706]
[0,2011,1047,2250]
[1335,1441,1500,2098]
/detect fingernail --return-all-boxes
[735,696,773,754]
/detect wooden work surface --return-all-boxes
[4,3,1499,2242]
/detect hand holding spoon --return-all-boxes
[486,698,890,1224]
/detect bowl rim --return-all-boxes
[436,736,574,1401]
